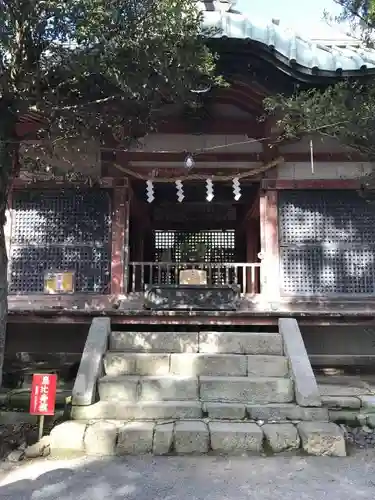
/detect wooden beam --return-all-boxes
[11,177,116,189]
[110,180,129,294]
[8,293,375,327]
[16,118,265,140]
[114,151,365,166]
[107,163,267,179]
[279,152,364,162]
[262,179,361,190]
[116,151,264,164]
[214,91,263,113]
[157,118,263,136]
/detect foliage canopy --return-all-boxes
[264,0,375,167]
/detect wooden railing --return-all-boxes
[128,261,261,295]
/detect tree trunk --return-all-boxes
[0,101,18,387]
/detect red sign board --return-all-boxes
[29,374,57,416]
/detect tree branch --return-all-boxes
[51,94,123,112]
[333,0,375,28]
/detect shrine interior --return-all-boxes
[128,180,261,294]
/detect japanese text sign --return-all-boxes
[29,374,57,416]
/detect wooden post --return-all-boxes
[260,189,280,300]
[245,219,258,294]
[110,180,130,295]
[5,190,13,288]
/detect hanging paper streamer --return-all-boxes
[232,177,241,201]
[146,180,155,203]
[206,179,214,202]
[175,180,184,202]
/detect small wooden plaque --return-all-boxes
[179,269,207,285]
[44,271,75,294]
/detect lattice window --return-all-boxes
[9,189,111,293]
[279,190,375,295]
[153,229,236,285]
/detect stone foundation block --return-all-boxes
[24,436,51,459]
[72,400,202,420]
[174,421,209,454]
[110,331,198,353]
[200,376,293,403]
[131,401,202,420]
[98,375,139,402]
[139,376,198,401]
[246,404,328,422]
[84,421,118,456]
[209,422,263,453]
[262,423,300,453]
[71,401,118,420]
[321,395,361,409]
[297,422,346,457]
[170,353,247,376]
[360,396,375,412]
[199,332,283,355]
[50,421,87,453]
[328,410,359,426]
[319,385,367,397]
[247,355,289,377]
[153,423,174,455]
[367,414,375,428]
[117,422,155,455]
[203,402,246,420]
[104,353,170,376]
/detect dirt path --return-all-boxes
[0,450,374,500]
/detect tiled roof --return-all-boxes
[202,10,375,76]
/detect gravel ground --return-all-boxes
[0,424,38,460]
[346,426,375,448]
[0,451,375,500]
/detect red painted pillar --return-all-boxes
[110,179,130,295]
[260,189,280,299]
[245,219,259,294]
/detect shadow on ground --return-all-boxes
[0,451,375,500]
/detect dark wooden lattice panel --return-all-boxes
[9,189,111,293]
[279,190,375,295]
[153,229,236,285]
[280,247,375,294]
[279,190,375,245]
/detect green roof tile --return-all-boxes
[202,10,375,76]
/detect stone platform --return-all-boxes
[50,317,347,457]
[50,419,346,457]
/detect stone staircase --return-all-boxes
[50,319,347,457]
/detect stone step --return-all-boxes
[199,332,283,355]
[71,401,328,422]
[104,352,289,377]
[109,331,199,353]
[109,331,283,355]
[72,400,203,420]
[104,353,171,377]
[71,400,329,422]
[245,403,329,422]
[98,375,293,404]
[50,419,347,456]
[98,375,199,402]
[200,376,294,404]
